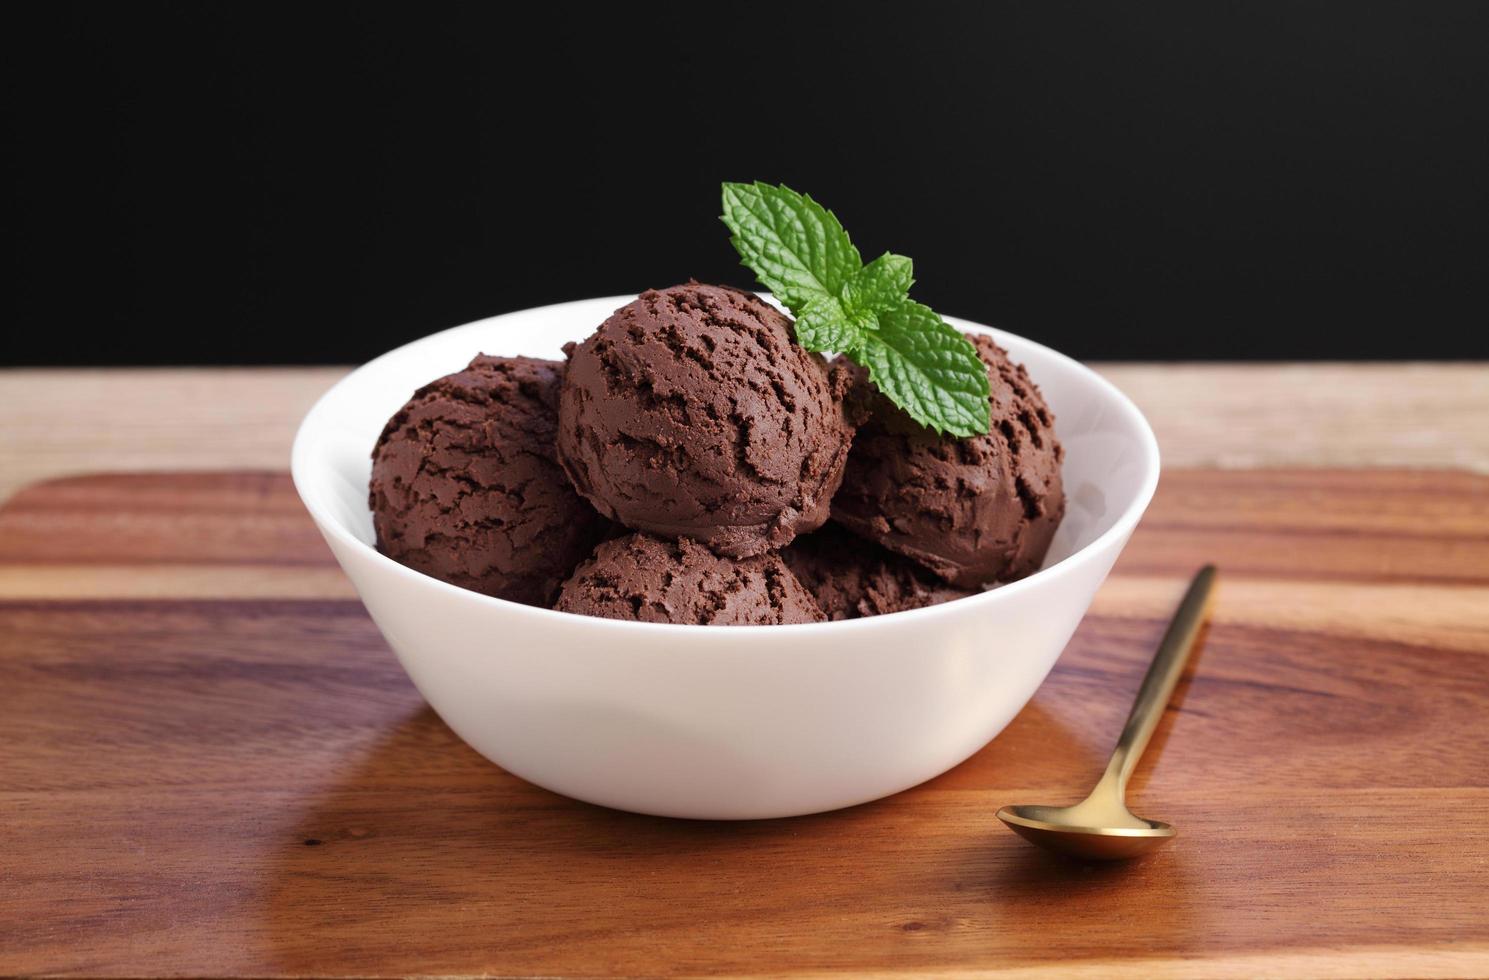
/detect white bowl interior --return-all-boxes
[293,296,1157,587]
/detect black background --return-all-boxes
[7,3,1487,365]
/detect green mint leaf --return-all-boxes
[857,300,991,437]
[720,182,991,438]
[842,252,914,316]
[721,182,861,311]
[794,295,869,352]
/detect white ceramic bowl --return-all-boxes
[292,297,1159,819]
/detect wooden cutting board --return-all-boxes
[2,470,1487,978]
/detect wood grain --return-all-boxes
[3,363,1486,506]
[1,470,1488,978]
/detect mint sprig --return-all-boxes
[720,181,990,437]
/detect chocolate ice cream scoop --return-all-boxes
[369,355,608,606]
[832,334,1065,588]
[554,532,825,625]
[556,283,857,558]
[783,523,977,621]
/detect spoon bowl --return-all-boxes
[997,803,1175,861]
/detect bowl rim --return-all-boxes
[291,295,1161,636]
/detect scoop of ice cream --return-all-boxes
[369,355,608,606]
[831,334,1065,588]
[783,523,977,620]
[556,283,857,558]
[554,532,824,625]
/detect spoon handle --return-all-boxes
[1102,565,1217,793]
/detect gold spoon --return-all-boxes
[997,565,1217,861]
